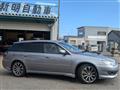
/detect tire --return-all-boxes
[76,64,98,84]
[11,61,26,77]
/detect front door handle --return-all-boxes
[45,56,49,59]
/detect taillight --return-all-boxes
[3,52,8,57]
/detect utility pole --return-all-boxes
[57,0,60,40]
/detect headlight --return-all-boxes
[103,61,113,65]
[100,60,116,66]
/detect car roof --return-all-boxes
[14,40,62,44]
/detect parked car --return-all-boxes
[90,45,98,52]
[2,40,119,84]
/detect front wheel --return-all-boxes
[76,64,98,84]
[11,61,26,77]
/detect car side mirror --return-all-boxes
[60,49,67,55]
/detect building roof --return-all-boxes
[108,30,120,43]
[111,28,120,31]
[77,26,109,29]
[0,14,57,24]
[77,26,120,30]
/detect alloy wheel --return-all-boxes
[12,62,25,77]
[81,65,97,83]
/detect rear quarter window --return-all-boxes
[8,43,25,52]
[8,42,44,53]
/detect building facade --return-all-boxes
[64,26,120,52]
[108,29,120,52]
[64,36,85,47]
[78,26,112,52]
[0,1,58,49]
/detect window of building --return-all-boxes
[0,36,2,41]
[97,32,106,36]
[0,31,3,41]
[70,40,76,45]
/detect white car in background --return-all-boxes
[90,45,98,52]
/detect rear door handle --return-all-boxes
[45,56,49,59]
[23,55,27,57]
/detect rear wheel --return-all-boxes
[76,64,98,84]
[11,61,26,77]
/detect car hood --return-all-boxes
[76,52,113,61]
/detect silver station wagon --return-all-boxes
[2,40,119,84]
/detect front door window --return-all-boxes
[44,43,64,54]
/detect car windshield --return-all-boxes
[58,42,82,53]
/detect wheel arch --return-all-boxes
[11,60,26,70]
[75,62,99,78]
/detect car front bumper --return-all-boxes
[97,64,119,79]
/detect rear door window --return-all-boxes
[8,43,25,52]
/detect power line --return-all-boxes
[60,0,119,3]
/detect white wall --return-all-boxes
[0,21,49,31]
[67,37,85,46]
[51,20,58,40]
[84,26,112,45]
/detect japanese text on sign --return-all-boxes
[0,2,55,15]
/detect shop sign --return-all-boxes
[0,1,57,17]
